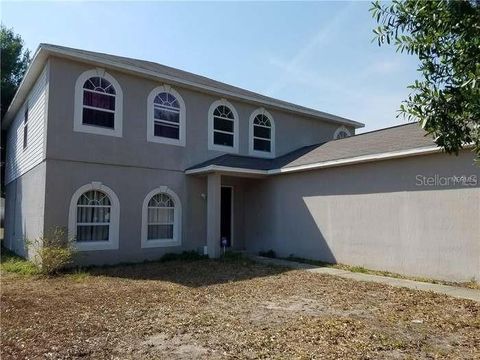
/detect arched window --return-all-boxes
[334,126,351,140]
[141,187,182,248]
[74,69,123,137]
[68,182,120,251]
[208,99,239,153]
[147,86,186,146]
[249,109,275,157]
[76,190,111,242]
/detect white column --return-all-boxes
[207,173,221,258]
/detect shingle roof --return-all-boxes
[187,123,437,173]
[3,43,363,129]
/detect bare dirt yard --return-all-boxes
[1,258,479,359]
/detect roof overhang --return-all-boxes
[3,44,364,129]
[186,145,444,176]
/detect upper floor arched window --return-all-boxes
[147,86,186,146]
[74,69,123,137]
[208,99,239,153]
[249,108,275,157]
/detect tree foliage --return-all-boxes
[370,0,480,160]
[1,25,30,119]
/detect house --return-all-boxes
[2,44,479,282]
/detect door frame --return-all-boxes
[221,185,234,247]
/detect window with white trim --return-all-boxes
[74,69,123,137]
[147,193,175,240]
[147,86,186,146]
[82,77,116,128]
[141,187,182,248]
[249,109,275,157]
[68,182,120,251]
[333,126,351,139]
[76,190,111,242]
[208,100,239,153]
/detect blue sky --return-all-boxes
[2,1,420,132]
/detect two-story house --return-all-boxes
[3,44,479,282]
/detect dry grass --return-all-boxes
[1,258,479,359]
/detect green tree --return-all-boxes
[370,0,480,160]
[1,25,30,118]
[1,26,30,197]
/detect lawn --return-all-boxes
[1,256,479,359]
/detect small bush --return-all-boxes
[160,251,207,262]
[32,227,76,275]
[259,249,276,258]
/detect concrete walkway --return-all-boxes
[251,256,480,302]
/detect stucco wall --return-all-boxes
[46,56,350,172]
[245,151,480,282]
[43,158,209,265]
[4,162,46,259]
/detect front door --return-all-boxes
[220,186,233,247]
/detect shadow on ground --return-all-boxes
[84,258,291,288]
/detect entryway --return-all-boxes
[220,186,233,248]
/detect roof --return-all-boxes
[186,123,441,175]
[3,43,364,129]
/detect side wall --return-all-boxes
[245,151,480,282]
[4,162,46,258]
[4,64,49,257]
[5,64,48,184]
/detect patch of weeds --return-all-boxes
[65,268,91,282]
[1,246,40,276]
[348,266,369,274]
[259,250,276,258]
[286,255,333,267]
[281,255,480,290]
[222,251,255,265]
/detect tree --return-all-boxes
[370,0,480,160]
[1,25,30,118]
[1,26,30,197]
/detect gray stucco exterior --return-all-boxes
[245,151,479,282]
[3,44,479,282]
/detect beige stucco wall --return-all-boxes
[245,151,480,282]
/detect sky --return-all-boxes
[1,1,420,132]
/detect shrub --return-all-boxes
[31,227,76,275]
[160,251,207,262]
[259,249,276,258]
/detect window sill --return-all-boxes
[75,240,119,251]
[209,143,239,154]
[141,239,181,248]
[147,134,185,147]
[74,123,122,137]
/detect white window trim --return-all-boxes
[68,182,120,251]
[74,68,123,137]
[141,186,182,248]
[248,108,275,158]
[333,126,351,139]
[147,85,186,146]
[208,99,239,153]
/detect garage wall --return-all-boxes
[245,150,480,282]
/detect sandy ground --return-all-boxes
[1,259,479,359]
